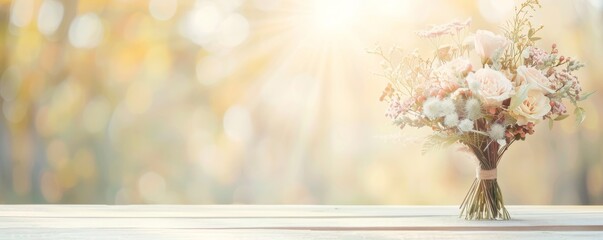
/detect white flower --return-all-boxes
[466,67,514,106]
[511,89,552,125]
[422,97,441,120]
[464,98,482,120]
[444,112,460,127]
[440,98,456,116]
[458,119,474,132]
[488,124,506,140]
[422,97,456,120]
[516,66,556,94]
[474,30,510,61]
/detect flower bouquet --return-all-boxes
[374,0,589,220]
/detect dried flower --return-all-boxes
[464,98,482,120]
[422,97,456,120]
[444,112,460,127]
[488,124,506,140]
[385,98,403,119]
[458,119,474,132]
[440,98,456,115]
[417,18,471,38]
[422,97,441,120]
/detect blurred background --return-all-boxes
[0,0,601,204]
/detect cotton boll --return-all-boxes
[465,98,482,120]
[444,112,460,127]
[488,124,506,140]
[458,119,474,132]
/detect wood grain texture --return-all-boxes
[0,205,601,239]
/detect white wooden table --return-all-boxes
[0,205,601,239]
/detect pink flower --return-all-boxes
[417,18,471,38]
[448,57,473,75]
[516,66,555,94]
[474,30,510,61]
[467,67,514,106]
[431,57,472,86]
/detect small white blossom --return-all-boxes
[488,124,506,140]
[444,112,460,127]
[497,139,507,147]
[465,98,482,120]
[458,119,474,132]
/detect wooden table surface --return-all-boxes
[0,205,601,239]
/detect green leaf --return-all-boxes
[578,91,596,102]
[510,84,530,110]
[502,112,518,126]
[393,118,405,126]
[530,37,541,41]
[554,114,570,121]
[574,107,586,125]
[548,117,554,130]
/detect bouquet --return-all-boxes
[374,0,589,220]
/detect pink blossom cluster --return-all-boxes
[524,47,549,66]
[416,18,471,38]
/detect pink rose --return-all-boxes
[516,66,555,94]
[474,30,510,61]
[467,67,514,106]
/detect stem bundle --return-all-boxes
[459,123,511,220]
[460,178,510,220]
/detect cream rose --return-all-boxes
[516,66,555,93]
[511,89,552,125]
[474,30,509,61]
[467,67,514,106]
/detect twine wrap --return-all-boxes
[476,167,497,180]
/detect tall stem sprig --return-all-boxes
[501,0,543,71]
[370,47,433,98]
